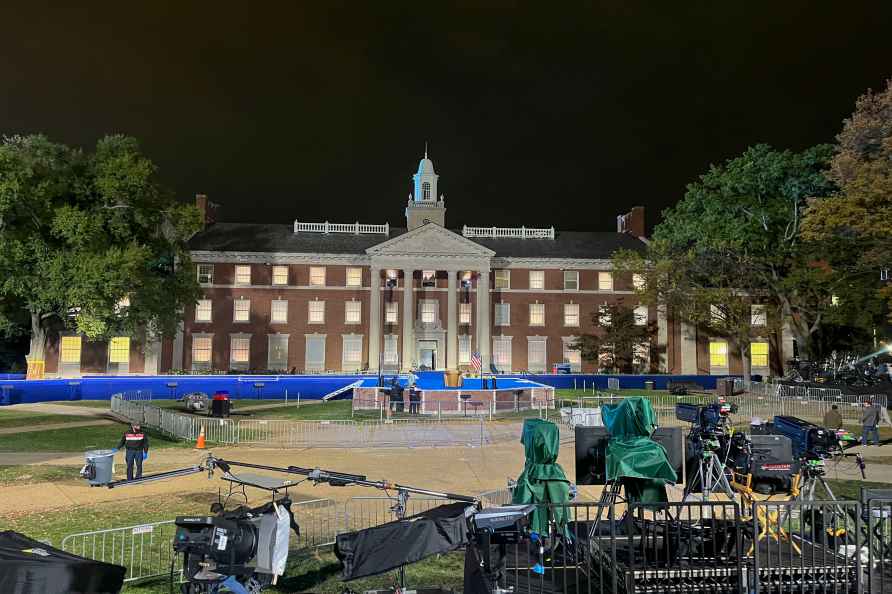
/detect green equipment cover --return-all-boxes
[601,397,677,503]
[511,418,571,535]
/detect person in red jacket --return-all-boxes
[116,423,149,480]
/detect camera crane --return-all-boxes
[676,401,738,503]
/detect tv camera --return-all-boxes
[771,416,866,481]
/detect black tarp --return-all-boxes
[0,531,126,594]
[334,502,473,581]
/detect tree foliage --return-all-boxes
[0,134,202,363]
[573,303,657,373]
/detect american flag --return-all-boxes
[470,351,482,373]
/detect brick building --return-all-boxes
[41,151,789,377]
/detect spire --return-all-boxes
[424,141,428,159]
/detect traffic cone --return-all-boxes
[196,426,206,450]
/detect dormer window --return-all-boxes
[422,181,431,200]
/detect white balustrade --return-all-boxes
[462,225,555,240]
[293,221,389,235]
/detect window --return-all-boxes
[268,335,289,370]
[383,335,399,366]
[233,299,251,322]
[634,305,648,326]
[191,336,212,370]
[422,181,431,200]
[386,269,398,285]
[230,336,250,370]
[494,270,510,290]
[564,303,579,327]
[633,342,650,370]
[709,341,728,368]
[197,264,213,284]
[342,335,363,372]
[751,304,767,326]
[529,270,545,290]
[459,335,471,365]
[529,303,545,326]
[563,270,579,291]
[235,265,251,285]
[345,300,361,324]
[495,302,510,326]
[883,268,890,281]
[459,303,472,325]
[384,301,398,324]
[272,265,289,285]
[108,337,130,364]
[831,295,839,306]
[346,267,362,287]
[598,272,613,291]
[115,295,130,313]
[422,270,436,287]
[562,338,581,372]
[195,299,212,322]
[710,305,723,324]
[598,305,611,326]
[308,300,325,324]
[527,338,546,373]
[271,299,288,323]
[420,300,437,324]
[751,342,769,368]
[309,266,326,287]
[492,337,512,371]
[305,334,326,372]
[632,274,645,290]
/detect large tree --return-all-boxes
[573,303,657,373]
[0,134,202,377]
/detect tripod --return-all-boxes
[684,450,737,503]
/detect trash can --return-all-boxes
[211,391,231,418]
[84,449,115,486]
[644,380,655,391]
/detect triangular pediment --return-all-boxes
[367,223,495,257]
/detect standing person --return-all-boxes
[861,401,882,446]
[116,423,149,480]
[823,405,843,430]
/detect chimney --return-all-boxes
[617,206,645,238]
[195,194,218,229]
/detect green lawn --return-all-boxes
[0,422,187,452]
[55,400,115,409]
[0,410,103,430]
[0,464,81,485]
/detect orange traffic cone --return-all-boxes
[196,426,206,450]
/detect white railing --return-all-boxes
[462,225,555,240]
[293,221,389,235]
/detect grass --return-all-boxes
[56,400,115,409]
[826,479,891,500]
[0,422,188,452]
[0,464,81,485]
[0,410,104,430]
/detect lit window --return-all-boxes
[563,339,581,372]
[197,264,213,284]
[108,337,130,364]
[529,270,545,290]
[831,295,839,307]
[385,301,398,324]
[309,266,326,287]
[751,305,767,326]
[598,345,614,370]
[271,300,288,323]
[342,335,363,371]
[346,267,362,287]
[598,272,613,291]
[383,335,399,365]
[268,335,289,370]
[422,181,431,200]
[195,299,212,322]
[386,269,399,284]
[459,303,472,325]
[192,336,212,367]
[495,303,510,326]
[634,305,648,326]
[422,270,436,287]
[527,338,546,373]
[305,335,326,372]
[633,342,649,369]
[272,265,289,286]
[230,337,250,369]
[882,268,890,281]
[564,303,579,327]
[61,336,83,363]
[115,296,130,313]
[563,271,579,291]
[494,270,510,290]
[458,335,471,365]
[709,341,728,368]
[345,301,361,324]
[632,274,645,290]
[233,299,251,322]
[710,305,723,324]
[235,265,251,285]
[492,337,512,371]
[529,303,545,326]
[598,305,611,326]
[420,301,437,324]
[308,300,325,324]
[751,342,769,368]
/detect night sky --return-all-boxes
[2,3,890,233]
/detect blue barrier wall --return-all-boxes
[520,373,758,390]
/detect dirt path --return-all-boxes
[0,419,115,435]
[3,403,111,418]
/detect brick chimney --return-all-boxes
[617,206,645,238]
[195,194,218,229]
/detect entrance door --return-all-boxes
[419,341,437,370]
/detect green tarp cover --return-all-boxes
[511,418,571,534]
[601,397,677,503]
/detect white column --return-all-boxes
[657,304,668,373]
[172,321,185,371]
[447,270,458,369]
[476,271,491,371]
[401,268,415,371]
[680,321,698,375]
[143,336,162,375]
[368,267,381,371]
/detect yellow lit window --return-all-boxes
[61,336,82,364]
[108,337,130,364]
[709,341,728,367]
[751,342,769,368]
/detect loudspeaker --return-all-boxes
[575,426,684,485]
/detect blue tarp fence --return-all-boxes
[0,373,753,406]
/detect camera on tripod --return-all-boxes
[676,401,737,448]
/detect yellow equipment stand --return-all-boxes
[731,471,803,555]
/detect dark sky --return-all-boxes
[2,3,890,233]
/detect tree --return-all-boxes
[0,134,202,377]
[573,303,657,373]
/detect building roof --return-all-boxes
[189,222,646,259]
